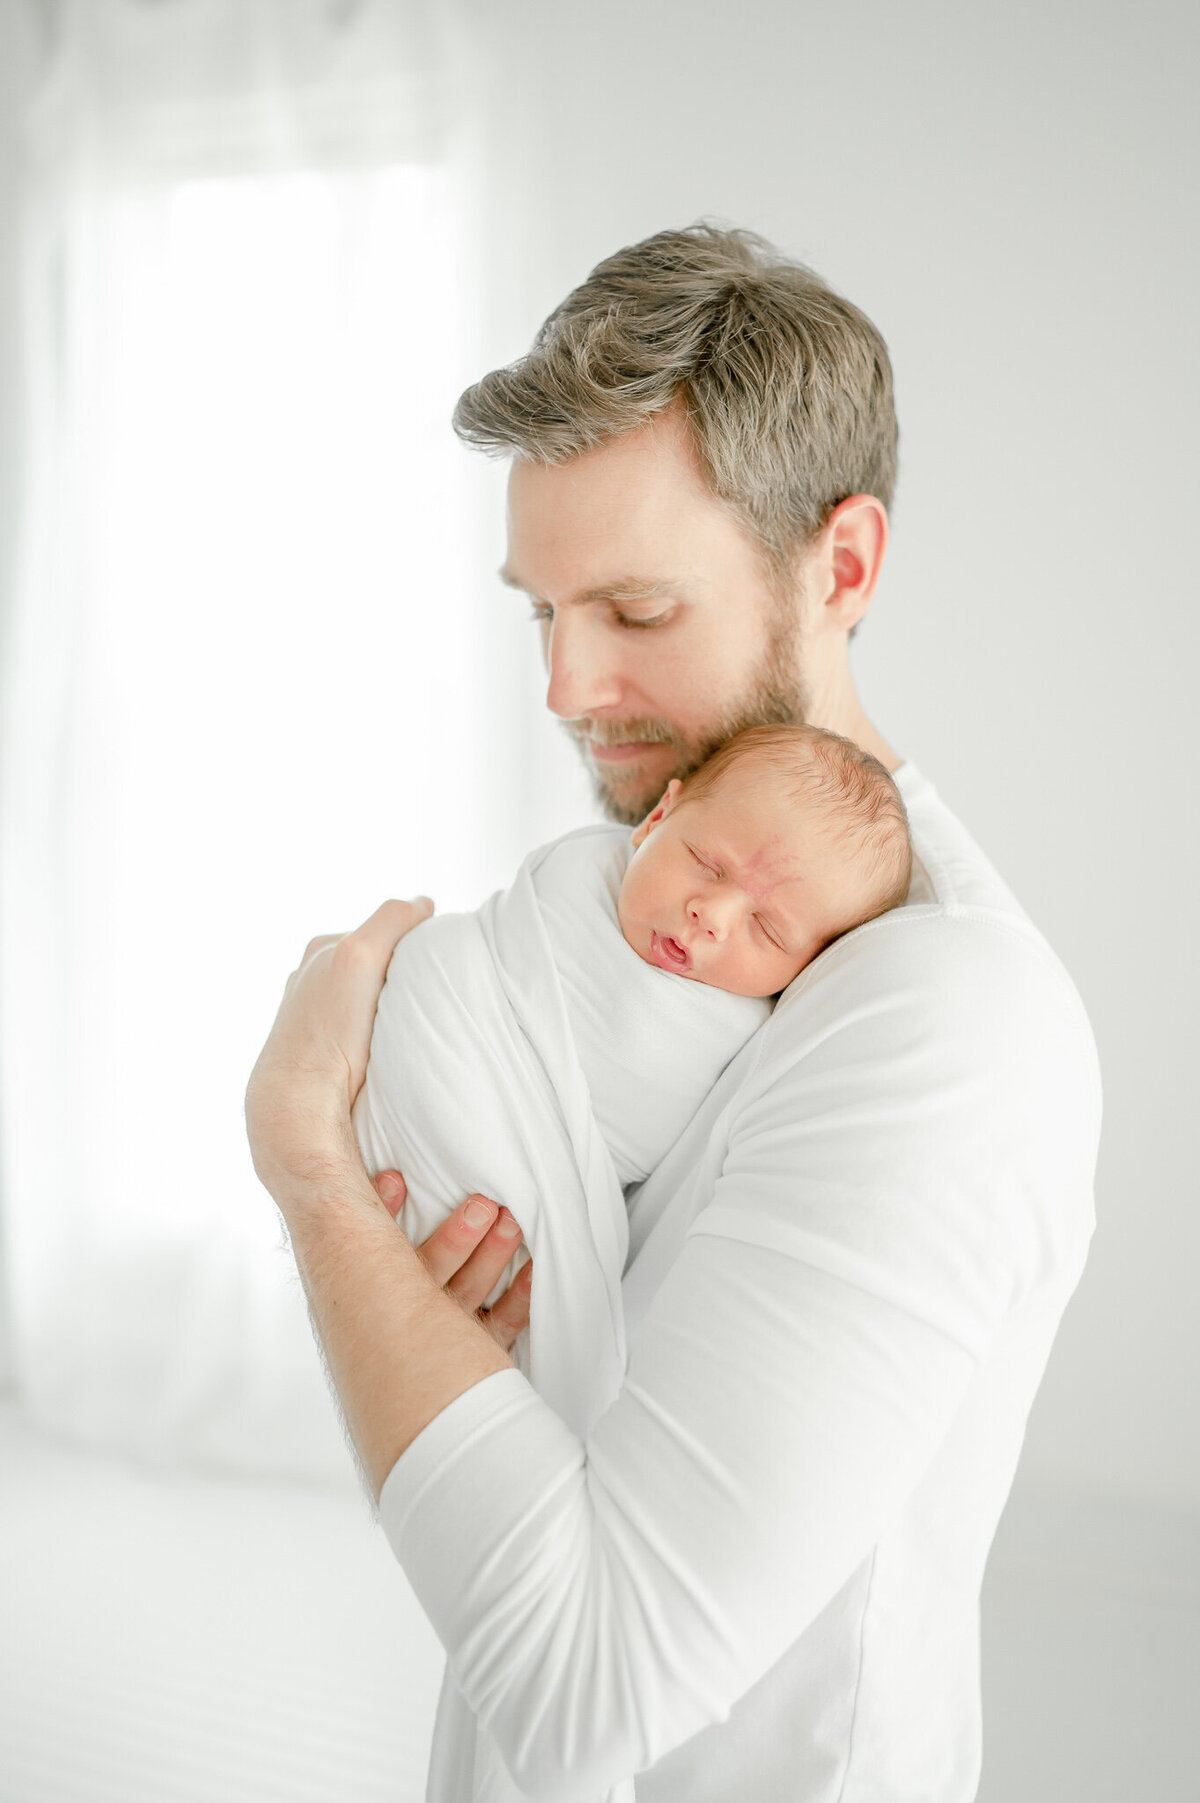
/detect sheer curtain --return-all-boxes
[0,0,504,1486]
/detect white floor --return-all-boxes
[0,1400,444,1803]
[1,1398,1197,1802]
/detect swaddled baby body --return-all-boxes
[519,824,773,1188]
[351,723,912,1401]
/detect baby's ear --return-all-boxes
[631,779,683,850]
[630,813,654,850]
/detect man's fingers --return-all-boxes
[301,933,342,965]
[298,900,433,980]
[416,1194,498,1286]
[372,1170,406,1220]
[445,1205,527,1315]
[422,1198,529,1307]
[348,897,435,965]
[399,1188,530,1336]
[482,1260,533,1351]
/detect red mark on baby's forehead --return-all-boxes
[725,834,805,902]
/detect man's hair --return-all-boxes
[452,221,898,592]
[677,722,913,925]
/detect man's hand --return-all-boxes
[244,896,433,1196]
[241,901,534,1501]
[370,1170,533,1354]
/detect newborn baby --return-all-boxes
[352,722,912,1340]
[617,722,911,997]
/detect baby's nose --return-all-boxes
[690,894,737,938]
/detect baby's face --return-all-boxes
[617,768,875,997]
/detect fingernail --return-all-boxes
[464,1198,495,1229]
[377,1175,402,1202]
[496,1211,521,1238]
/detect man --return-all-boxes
[246,224,1100,1802]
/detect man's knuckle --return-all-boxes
[330,934,375,977]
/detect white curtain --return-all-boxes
[0,0,504,1486]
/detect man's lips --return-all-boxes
[650,929,692,973]
[589,739,667,764]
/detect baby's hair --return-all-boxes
[677,722,913,927]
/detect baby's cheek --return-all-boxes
[616,871,655,964]
[615,879,639,947]
[704,942,767,998]
[748,940,809,998]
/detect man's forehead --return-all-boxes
[502,418,738,600]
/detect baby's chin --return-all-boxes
[691,969,785,999]
[679,951,795,1000]
[707,972,788,1000]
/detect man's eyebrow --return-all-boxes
[497,569,694,606]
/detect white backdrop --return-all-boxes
[0,0,1196,1513]
[0,0,527,1482]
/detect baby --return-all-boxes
[616,720,911,998]
[352,721,912,1319]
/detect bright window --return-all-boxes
[64,163,481,1247]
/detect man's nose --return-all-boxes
[543,611,624,720]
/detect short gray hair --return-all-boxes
[453,221,898,589]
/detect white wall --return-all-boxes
[0,0,40,1390]
[458,0,1200,1511]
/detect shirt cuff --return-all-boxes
[376,1363,588,1671]
[377,1365,537,1537]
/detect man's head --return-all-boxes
[616,722,913,998]
[454,223,898,824]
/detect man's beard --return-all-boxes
[565,602,810,827]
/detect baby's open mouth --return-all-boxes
[652,930,692,972]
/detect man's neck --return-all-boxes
[792,631,897,771]
[805,664,903,774]
[824,706,903,775]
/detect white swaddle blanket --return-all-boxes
[351,821,772,1803]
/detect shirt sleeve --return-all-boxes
[376,915,1100,1803]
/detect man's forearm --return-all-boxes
[276,1164,516,1503]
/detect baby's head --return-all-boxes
[617,723,913,998]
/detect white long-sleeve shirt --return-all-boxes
[377,761,1101,1803]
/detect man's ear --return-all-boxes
[804,493,889,636]
[630,778,684,850]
